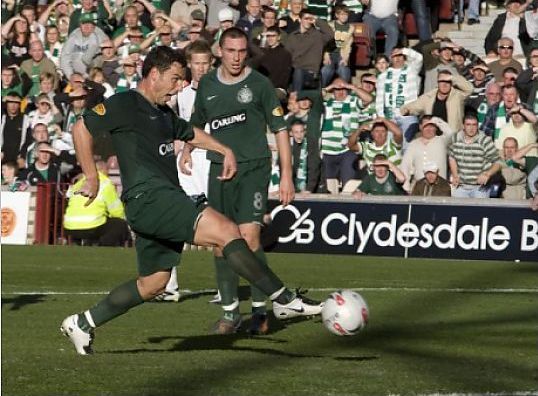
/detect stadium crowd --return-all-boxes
[1,0,538,213]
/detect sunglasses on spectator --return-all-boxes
[159,32,171,36]
[101,46,113,50]
[129,34,143,38]
[498,45,513,50]
[265,34,278,37]
[5,100,20,104]
[38,102,51,106]
[70,95,87,101]
[437,80,452,84]
[362,80,375,85]
[72,80,85,84]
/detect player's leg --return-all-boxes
[194,207,324,320]
[239,222,270,335]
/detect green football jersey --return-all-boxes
[190,68,286,163]
[83,90,193,200]
[359,173,404,196]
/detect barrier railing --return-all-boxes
[34,183,69,245]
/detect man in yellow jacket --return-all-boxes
[64,161,130,246]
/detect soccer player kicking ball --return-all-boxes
[60,46,323,355]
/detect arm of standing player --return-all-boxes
[275,129,295,206]
[178,141,194,175]
[189,126,237,180]
[72,119,99,206]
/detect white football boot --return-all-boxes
[272,292,324,320]
[60,314,94,355]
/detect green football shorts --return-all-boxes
[208,158,271,225]
[124,186,206,276]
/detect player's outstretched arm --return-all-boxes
[73,119,99,206]
[189,126,237,180]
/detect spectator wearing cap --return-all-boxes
[249,25,292,91]
[206,0,239,31]
[235,0,263,38]
[487,37,524,82]
[485,0,532,58]
[375,46,423,144]
[60,13,108,79]
[466,63,495,111]
[20,40,58,97]
[20,141,62,185]
[515,46,538,110]
[410,161,451,197]
[400,115,454,192]
[211,8,237,56]
[500,137,528,199]
[448,113,502,199]
[495,103,538,154]
[68,0,112,35]
[401,70,473,135]
[26,93,62,133]
[451,46,485,81]
[170,0,206,28]
[352,154,406,199]
[361,0,399,58]
[284,8,334,92]
[423,41,460,93]
[115,56,141,93]
[1,93,30,165]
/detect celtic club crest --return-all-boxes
[237,86,253,104]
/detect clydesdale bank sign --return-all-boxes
[265,199,538,261]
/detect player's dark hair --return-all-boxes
[142,46,184,78]
[219,27,248,47]
[185,40,212,62]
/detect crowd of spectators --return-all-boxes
[1,0,538,209]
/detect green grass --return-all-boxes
[2,245,537,396]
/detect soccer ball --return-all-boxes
[321,290,369,336]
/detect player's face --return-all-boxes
[219,37,248,78]
[188,52,211,83]
[155,62,182,105]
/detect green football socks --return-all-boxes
[222,238,293,305]
[78,279,144,330]
[250,248,269,314]
[214,256,240,320]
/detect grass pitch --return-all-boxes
[2,245,537,396]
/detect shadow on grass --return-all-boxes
[140,264,537,395]
[1,294,46,311]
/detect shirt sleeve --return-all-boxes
[173,115,194,142]
[190,79,207,130]
[82,95,127,138]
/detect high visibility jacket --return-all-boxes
[63,172,125,230]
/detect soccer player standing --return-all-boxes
[185,28,302,335]
[60,46,322,355]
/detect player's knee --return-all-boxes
[137,273,168,299]
[216,219,242,248]
[240,232,259,251]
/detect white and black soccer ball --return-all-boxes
[321,290,369,336]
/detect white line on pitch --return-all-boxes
[2,287,538,296]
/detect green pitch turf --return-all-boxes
[2,245,537,396]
